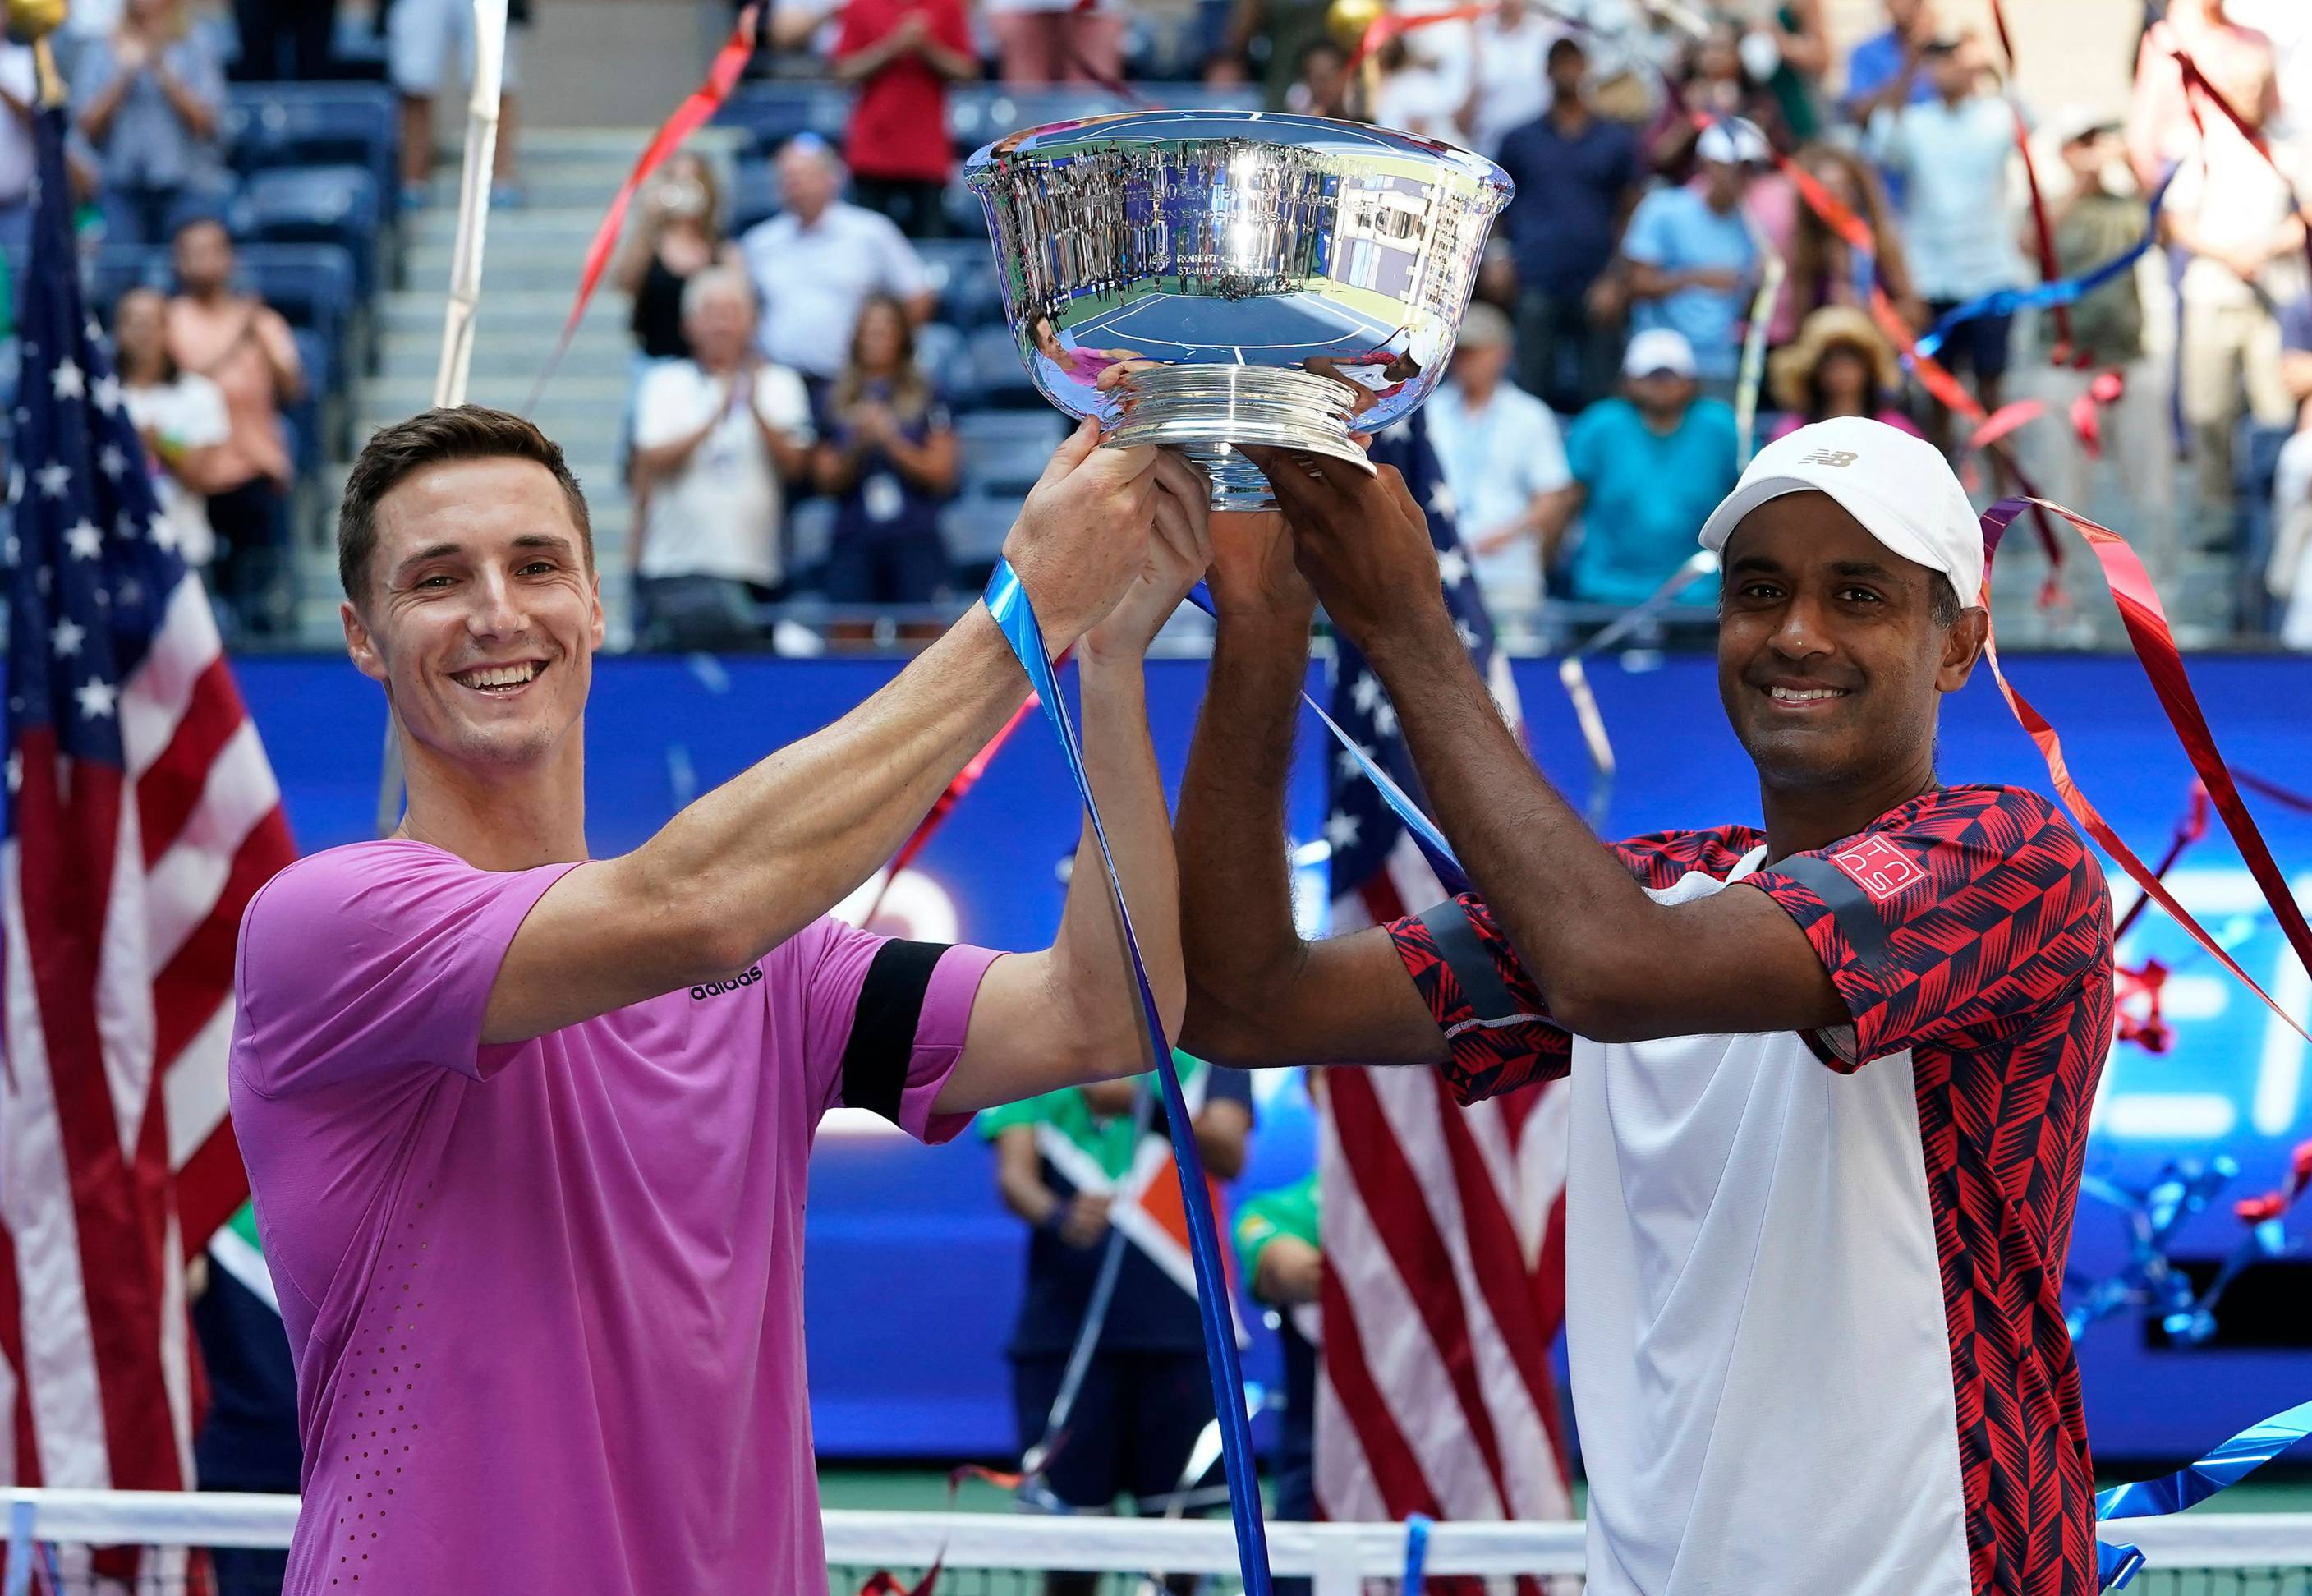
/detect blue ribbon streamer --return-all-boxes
[2091,1395,2312,1587]
[1402,1513,1432,1596]
[981,563,1274,1592]
[1914,168,2177,363]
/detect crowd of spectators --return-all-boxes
[30,0,2312,652]
[657,0,2312,652]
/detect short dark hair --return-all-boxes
[1547,35,1586,65]
[338,406,592,605]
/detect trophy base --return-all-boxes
[1099,366,1377,509]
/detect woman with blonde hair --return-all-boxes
[1765,304,1922,443]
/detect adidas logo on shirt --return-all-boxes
[691,966,765,1000]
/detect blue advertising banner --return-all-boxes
[237,648,2312,1462]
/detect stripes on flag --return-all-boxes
[1314,414,1574,1561]
[0,101,295,1519]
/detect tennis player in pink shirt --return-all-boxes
[228,406,1211,1594]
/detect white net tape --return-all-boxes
[5,1492,2311,1594]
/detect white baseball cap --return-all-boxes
[1696,416,1984,603]
[1622,326,1697,379]
[1694,117,1771,167]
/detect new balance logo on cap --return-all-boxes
[1799,448,1859,468]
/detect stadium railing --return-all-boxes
[7,1489,2312,1594]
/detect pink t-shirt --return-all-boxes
[228,840,1000,1594]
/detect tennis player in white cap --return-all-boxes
[1179,416,2116,1594]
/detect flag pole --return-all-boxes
[376,0,510,836]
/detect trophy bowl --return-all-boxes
[963,111,1513,508]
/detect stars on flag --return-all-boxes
[90,372,122,415]
[1325,809,1362,851]
[1436,545,1469,589]
[63,519,102,561]
[49,618,83,659]
[73,677,118,721]
[1350,671,1382,716]
[35,460,70,499]
[98,443,127,480]
[50,357,83,403]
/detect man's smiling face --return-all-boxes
[1715,490,1984,793]
[342,456,604,775]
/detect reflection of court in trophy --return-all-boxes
[964,112,1511,508]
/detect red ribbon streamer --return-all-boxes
[1986,0,2073,358]
[860,692,1041,922]
[1776,150,2066,589]
[856,1465,1028,1596]
[2167,43,2312,279]
[2236,1141,2312,1225]
[1343,2,1495,73]
[1980,497,2312,1043]
[522,5,761,415]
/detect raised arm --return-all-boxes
[1240,448,1848,1045]
[935,450,1215,1111]
[479,422,1162,1042]
[1174,509,1449,1069]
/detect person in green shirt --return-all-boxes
[983,1055,1254,1591]
[1233,1167,1321,1538]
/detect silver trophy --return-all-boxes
[964,111,1513,508]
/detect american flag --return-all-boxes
[0,102,294,1512]
[1314,412,1574,1567]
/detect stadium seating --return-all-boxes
[712,83,853,156]
[955,411,1068,499]
[231,165,388,297]
[235,242,361,375]
[939,494,1026,582]
[223,85,399,218]
[964,324,1042,408]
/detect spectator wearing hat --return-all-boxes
[1620,117,1763,394]
[739,136,935,390]
[1496,36,1643,416]
[1864,36,2025,457]
[1535,328,1738,606]
[830,0,977,239]
[1766,306,1919,446]
[1423,302,1572,618]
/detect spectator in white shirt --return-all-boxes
[1423,302,1571,618]
[114,285,233,569]
[738,135,935,387]
[628,268,816,651]
[1459,0,1561,159]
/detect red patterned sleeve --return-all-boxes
[1745,786,2114,1071]
[1386,895,1571,1106]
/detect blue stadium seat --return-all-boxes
[85,245,172,322]
[231,165,385,297]
[224,85,399,213]
[713,84,852,156]
[914,240,1004,329]
[728,157,782,237]
[231,242,358,369]
[940,494,1024,580]
[912,322,973,407]
[955,411,1067,499]
[941,180,991,237]
[965,324,1044,408]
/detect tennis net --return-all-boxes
[4,1490,2309,1594]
